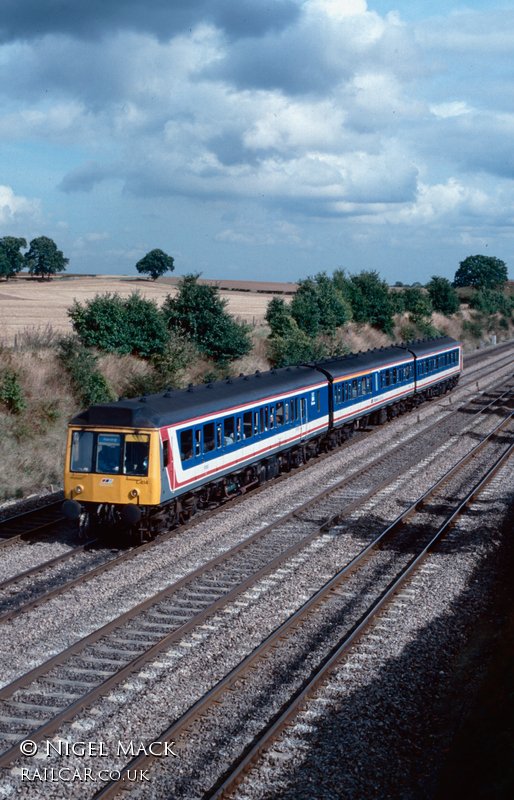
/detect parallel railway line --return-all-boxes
[1,346,514,624]
[1,372,514,789]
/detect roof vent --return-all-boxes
[286,367,292,371]
[255,370,261,377]
[187,383,194,393]
[271,368,276,374]
[207,382,214,388]
[226,378,233,384]
[166,386,173,392]
[239,373,245,377]
[118,396,124,402]
[139,396,147,403]
[164,391,172,398]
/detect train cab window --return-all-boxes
[180,429,193,462]
[124,433,150,476]
[204,422,215,453]
[243,411,253,438]
[195,430,201,457]
[97,433,121,474]
[217,424,222,449]
[276,402,284,426]
[224,416,235,445]
[70,430,94,473]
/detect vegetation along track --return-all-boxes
[1,374,514,792]
[1,341,514,626]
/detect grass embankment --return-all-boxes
[0,311,512,502]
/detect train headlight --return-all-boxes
[130,489,139,497]
[75,485,84,494]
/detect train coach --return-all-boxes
[63,336,461,539]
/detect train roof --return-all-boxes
[69,336,461,429]
[69,364,322,429]
[312,336,459,381]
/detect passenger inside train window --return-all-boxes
[224,416,235,445]
[236,417,242,441]
[180,429,193,462]
[276,402,284,426]
[269,408,275,429]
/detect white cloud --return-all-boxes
[0,185,41,226]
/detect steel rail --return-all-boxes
[1,376,512,629]
[0,501,65,549]
[91,413,514,800]
[2,391,514,771]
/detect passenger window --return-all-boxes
[269,406,275,429]
[254,411,259,435]
[217,424,222,449]
[236,417,242,441]
[195,429,201,457]
[243,411,252,438]
[224,416,235,445]
[97,433,121,474]
[301,398,307,420]
[316,391,320,412]
[260,407,264,433]
[180,429,193,462]
[204,422,215,453]
[295,398,299,420]
[285,402,290,423]
[264,407,269,431]
[276,402,284,426]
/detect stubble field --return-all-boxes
[0,275,282,344]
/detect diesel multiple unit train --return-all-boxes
[63,336,462,538]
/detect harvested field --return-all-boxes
[0,276,285,345]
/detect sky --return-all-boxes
[0,0,512,285]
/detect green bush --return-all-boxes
[402,287,433,324]
[162,274,252,363]
[267,323,329,367]
[333,269,395,334]
[462,317,483,339]
[58,336,116,407]
[0,370,26,414]
[467,289,513,317]
[400,325,417,342]
[426,276,460,315]
[265,297,296,338]
[290,273,350,337]
[68,292,169,357]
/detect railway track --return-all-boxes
[0,500,64,548]
[1,374,514,791]
[91,389,514,800]
[1,343,514,626]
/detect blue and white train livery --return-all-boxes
[63,336,462,538]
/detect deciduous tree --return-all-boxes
[454,255,507,290]
[0,237,26,280]
[426,276,460,315]
[136,249,175,281]
[26,236,68,279]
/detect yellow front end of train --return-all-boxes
[63,426,162,518]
